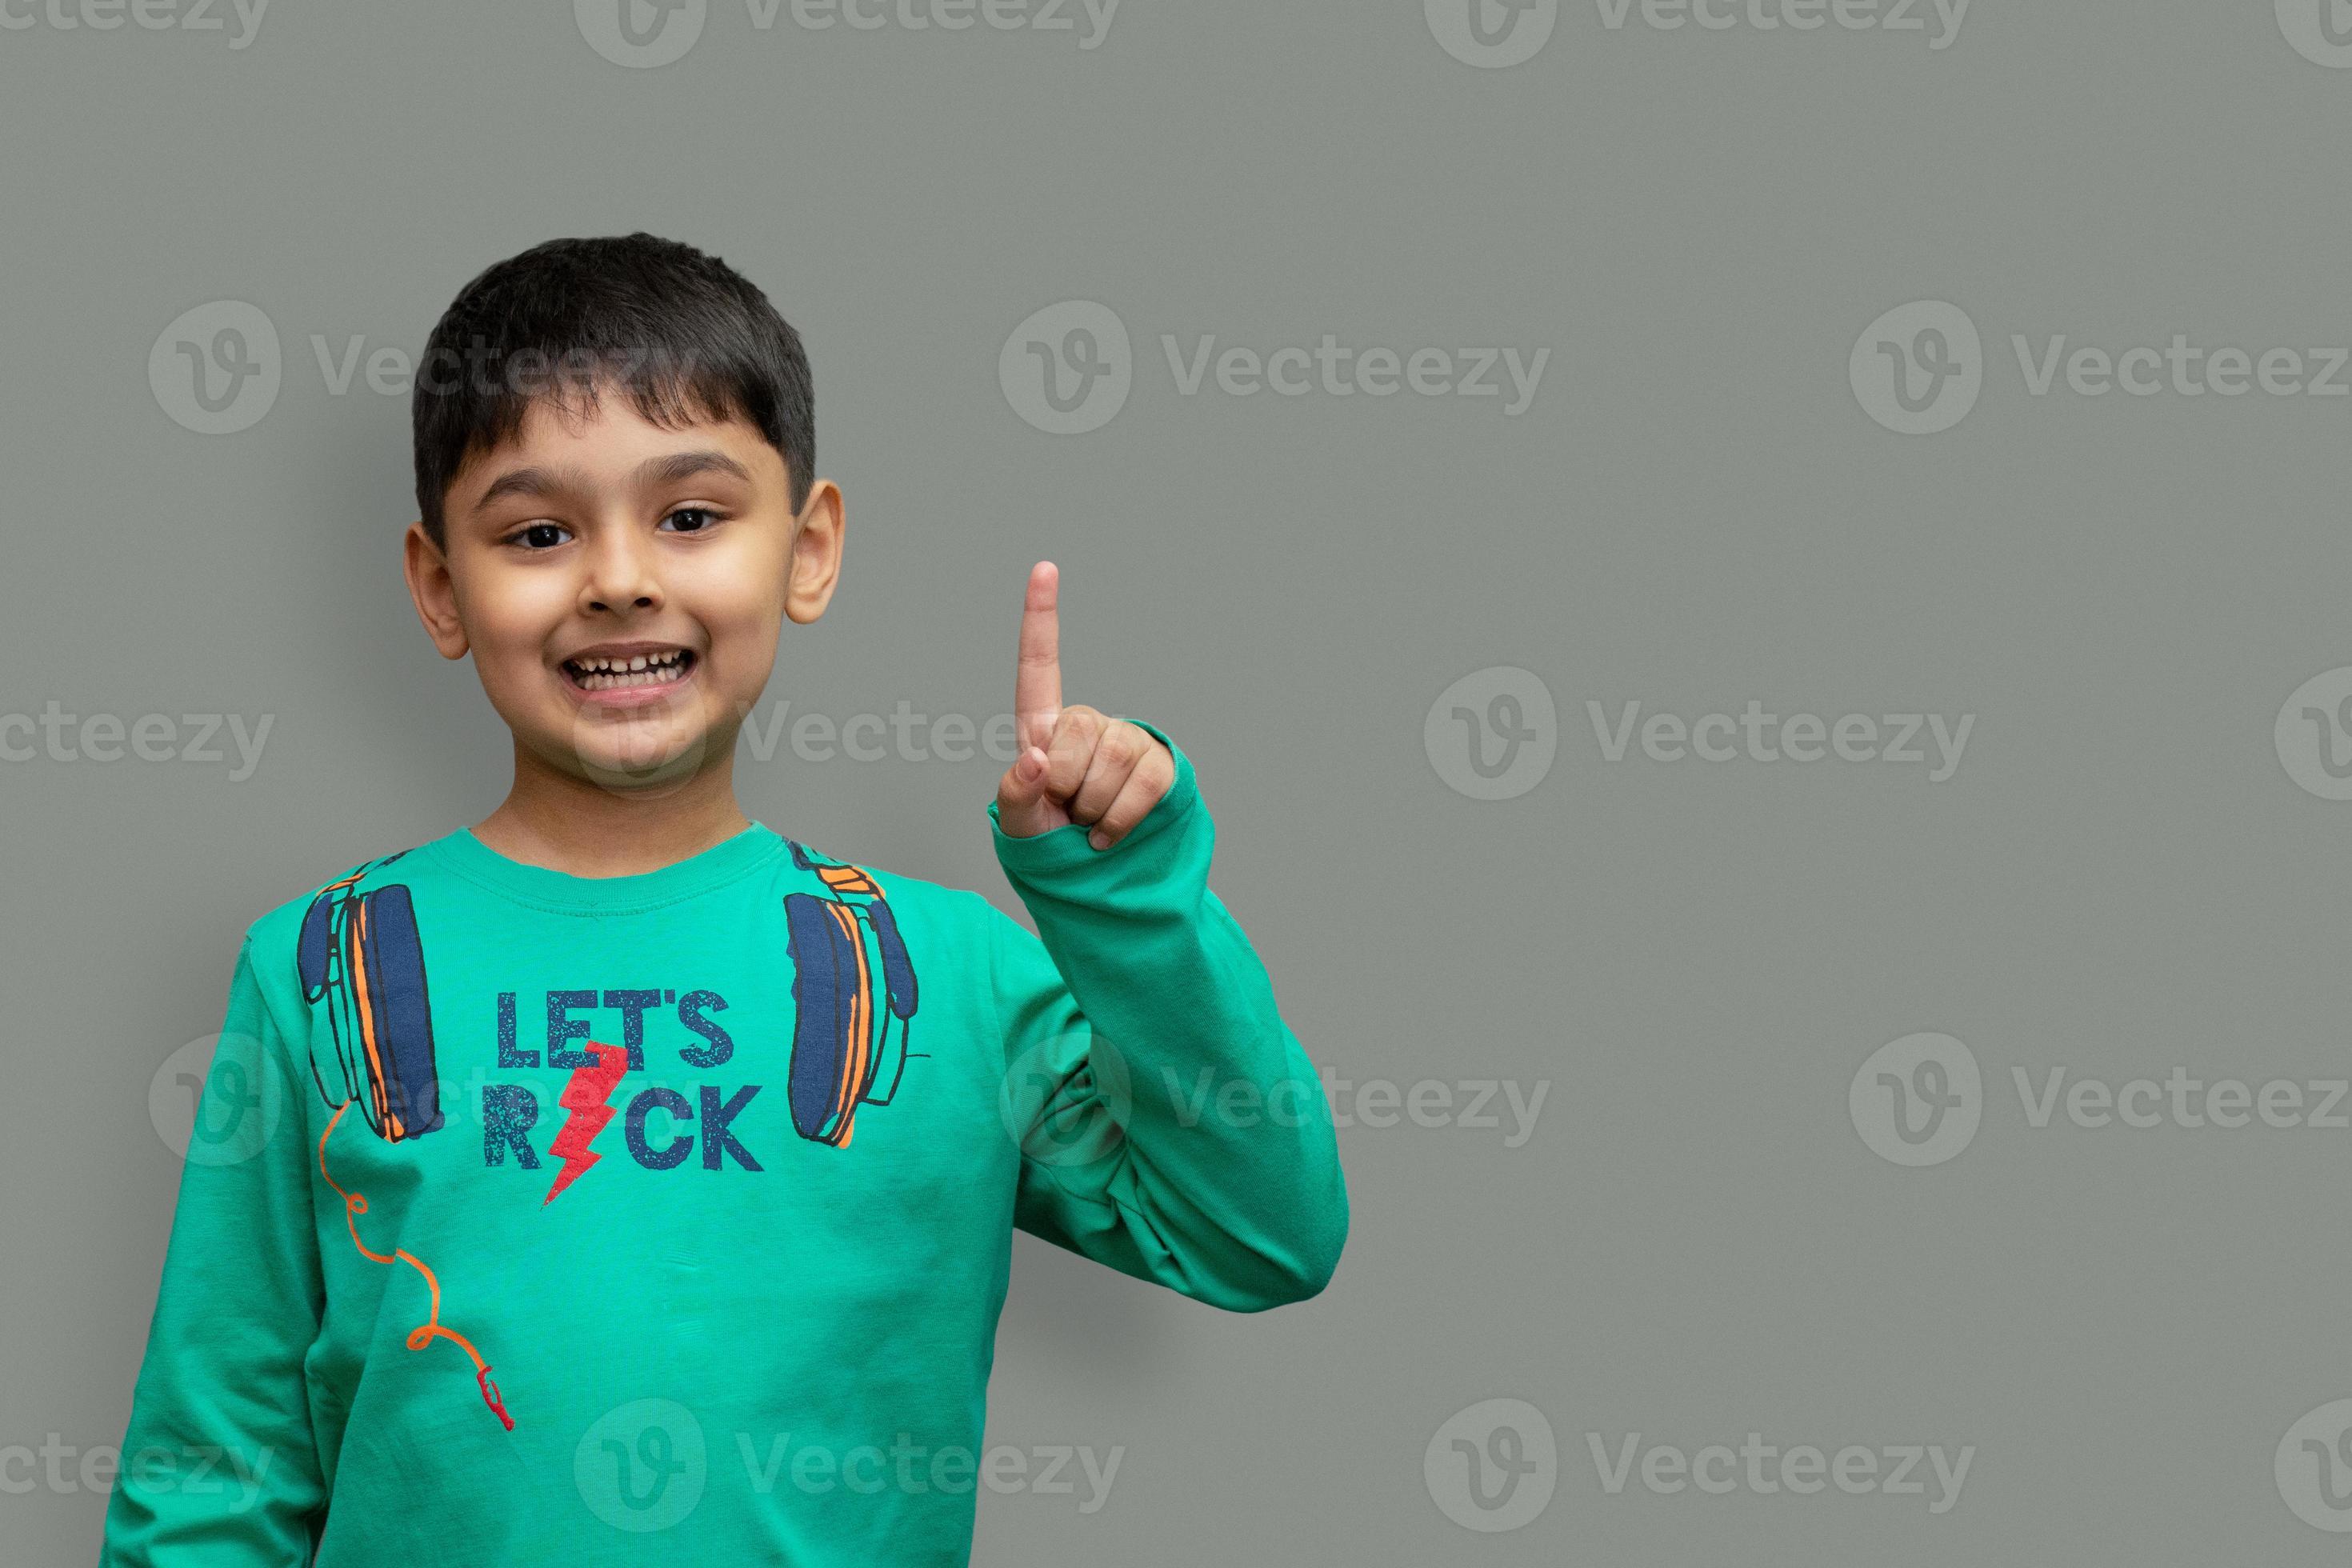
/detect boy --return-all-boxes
[101,234,1347,1564]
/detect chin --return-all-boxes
[550,717,718,793]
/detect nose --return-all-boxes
[578,516,663,615]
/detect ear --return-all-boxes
[783,479,846,626]
[403,521,471,659]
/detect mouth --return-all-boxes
[559,646,699,698]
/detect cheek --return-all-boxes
[704,607,783,695]
[457,577,571,682]
[682,563,786,663]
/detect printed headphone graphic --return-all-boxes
[297,853,444,1142]
[782,840,922,1147]
[294,855,511,1430]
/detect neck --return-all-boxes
[471,739,753,878]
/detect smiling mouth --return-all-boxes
[562,648,698,693]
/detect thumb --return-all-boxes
[994,745,1060,838]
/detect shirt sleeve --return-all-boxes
[102,934,330,1566]
[985,718,1349,1312]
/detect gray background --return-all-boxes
[7,0,2352,1561]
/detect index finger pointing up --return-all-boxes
[1015,560,1062,753]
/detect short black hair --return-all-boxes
[411,233,813,550]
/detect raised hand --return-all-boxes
[994,562,1176,849]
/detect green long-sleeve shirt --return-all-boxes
[101,722,1346,1565]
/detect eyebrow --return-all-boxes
[470,450,757,514]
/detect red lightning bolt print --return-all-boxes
[543,1040,630,1207]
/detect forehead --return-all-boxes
[503,389,773,462]
[454,390,788,505]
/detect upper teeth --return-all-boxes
[571,650,684,673]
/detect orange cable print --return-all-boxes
[316,1102,514,1430]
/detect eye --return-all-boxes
[506,522,571,550]
[660,506,722,534]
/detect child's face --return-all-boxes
[404,389,841,792]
